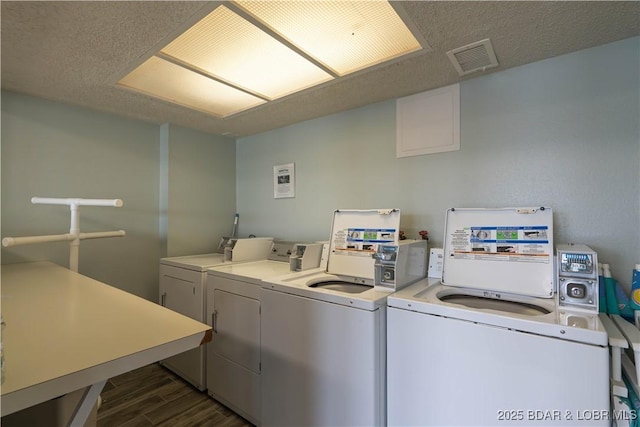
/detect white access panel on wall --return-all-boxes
[442,207,554,298]
[396,83,460,158]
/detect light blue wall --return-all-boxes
[1,92,162,300]
[165,125,236,256]
[2,37,638,294]
[237,37,640,288]
[1,92,237,300]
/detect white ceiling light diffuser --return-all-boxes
[118,56,266,117]
[160,5,333,100]
[235,0,423,76]
[117,1,425,118]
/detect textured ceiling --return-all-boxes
[2,1,638,138]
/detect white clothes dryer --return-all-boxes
[158,237,273,390]
[386,207,609,426]
[261,209,408,427]
[205,241,311,425]
[159,253,225,390]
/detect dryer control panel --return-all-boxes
[556,244,598,312]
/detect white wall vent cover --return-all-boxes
[446,38,499,76]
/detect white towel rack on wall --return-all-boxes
[2,197,126,272]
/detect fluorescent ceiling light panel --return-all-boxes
[235,0,423,76]
[117,1,423,118]
[161,5,333,100]
[118,56,266,117]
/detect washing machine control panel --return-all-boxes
[374,240,428,292]
[290,243,324,271]
[556,244,598,312]
[560,252,595,275]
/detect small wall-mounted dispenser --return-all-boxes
[556,243,598,312]
[290,243,324,272]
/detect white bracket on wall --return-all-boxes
[2,197,126,272]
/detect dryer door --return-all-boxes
[158,265,205,390]
[206,279,261,424]
[159,265,203,319]
[213,288,261,373]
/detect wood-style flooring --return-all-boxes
[97,363,253,427]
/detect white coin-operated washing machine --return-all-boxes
[261,209,428,427]
[387,207,609,426]
[158,237,274,390]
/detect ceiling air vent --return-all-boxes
[446,38,498,76]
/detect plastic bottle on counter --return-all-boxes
[615,278,634,321]
[603,264,620,315]
[631,264,640,328]
[598,263,607,313]
[630,264,640,310]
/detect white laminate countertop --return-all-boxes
[0,261,212,416]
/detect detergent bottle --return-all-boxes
[598,263,606,313]
[615,277,634,321]
[631,264,640,328]
[630,264,640,310]
[603,264,620,315]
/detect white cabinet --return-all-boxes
[206,275,261,425]
[159,264,206,390]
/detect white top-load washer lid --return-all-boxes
[442,207,554,298]
[326,209,400,280]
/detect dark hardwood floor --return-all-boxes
[97,363,253,427]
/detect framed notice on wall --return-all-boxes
[274,163,295,199]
